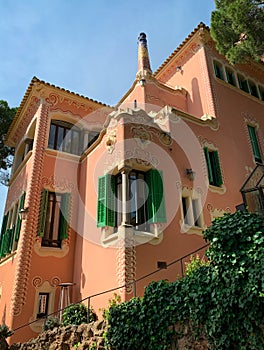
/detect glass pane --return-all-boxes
[48,124,56,149]
[116,181,122,227]
[192,199,201,227]
[64,129,72,153]
[72,130,80,155]
[57,126,64,151]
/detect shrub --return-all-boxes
[42,316,60,332]
[62,303,97,326]
[0,324,13,338]
[185,254,209,277]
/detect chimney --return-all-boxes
[137,33,152,75]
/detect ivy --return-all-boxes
[106,211,264,350]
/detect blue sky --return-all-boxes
[0,0,215,221]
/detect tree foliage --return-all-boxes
[0,100,16,184]
[106,211,264,350]
[211,0,264,64]
[62,303,97,326]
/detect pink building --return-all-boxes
[1,23,264,343]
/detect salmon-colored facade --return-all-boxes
[1,23,264,343]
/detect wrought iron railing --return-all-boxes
[12,243,209,335]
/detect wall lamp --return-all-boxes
[186,168,196,181]
[19,207,29,220]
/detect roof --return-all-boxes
[153,22,209,77]
[6,76,110,145]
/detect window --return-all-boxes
[182,196,203,228]
[37,293,49,318]
[225,67,236,86]
[48,120,82,155]
[38,190,71,248]
[204,147,223,187]
[87,131,100,148]
[0,192,25,258]
[237,74,249,93]
[258,86,264,101]
[248,81,259,98]
[97,169,166,230]
[213,61,224,80]
[248,125,262,163]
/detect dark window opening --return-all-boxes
[97,169,166,230]
[48,121,82,155]
[42,192,63,248]
[37,293,49,319]
[225,68,236,86]
[87,132,100,148]
[204,148,223,187]
[248,125,262,163]
[238,75,249,93]
[248,81,259,98]
[213,61,224,80]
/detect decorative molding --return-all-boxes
[12,97,40,146]
[11,102,50,317]
[105,128,117,154]
[199,46,217,118]
[33,240,70,258]
[116,228,136,295]
[32,277,42,289]
[207,203,231,220]
[41,175,75,192]
[45,92,94,114]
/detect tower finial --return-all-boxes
[137,32,152,74]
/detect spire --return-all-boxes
[137,33,152,74]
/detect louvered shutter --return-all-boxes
[59,193,71,239]
[0,213,9,257]
[97,174,116,227]
[248,126,262,162]
[204,147,213,184]
[15,192,26,241]
[146,169,166,223]
[38,189,49,237]
[7,227,15,253]
[212,151,223,187]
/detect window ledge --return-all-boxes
[209,184,226,194]
[101,224,164,247]
[0,251,17,265]
[9,151,33,186]
[34,240,69,257]
[45,148,80,162]
[181,224,205,236]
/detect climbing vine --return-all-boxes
[106,211,264,350]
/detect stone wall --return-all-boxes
[0,321,209,350]
[1,321,106,350]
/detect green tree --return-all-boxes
[0,100,16,185]
[211,0,264,64]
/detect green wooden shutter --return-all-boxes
[59,193,71,240]
[212,151,223,187]
[146,169,166,223]
[8,227,15,253]
[15,192,26,242]
[38,189,49,237]
[0,213,9,257]
[204,147,213,184]
[248,126,262,162]
[97,174,116,227]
